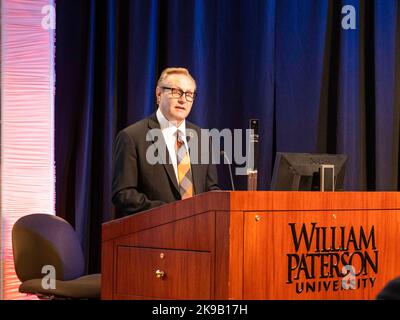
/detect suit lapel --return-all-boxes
[190,162,201,195]
[147,113,180,193]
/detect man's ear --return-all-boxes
[155,87,161,104]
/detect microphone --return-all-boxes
[221,151,235,191]
[247,119,259,191]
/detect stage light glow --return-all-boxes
[1,0,56,300]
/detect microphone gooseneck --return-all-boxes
[221,151,235,191]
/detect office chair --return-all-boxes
[12,213,101,299]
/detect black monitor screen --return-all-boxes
[270,153,347,191]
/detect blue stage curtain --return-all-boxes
[55,0,400,272]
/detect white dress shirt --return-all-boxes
[156,108,191,183]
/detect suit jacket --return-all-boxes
[112,112,219,217]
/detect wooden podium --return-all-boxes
[102,191,400,300]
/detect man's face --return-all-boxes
[156,73,196,126]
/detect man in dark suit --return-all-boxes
[112,67,219,217]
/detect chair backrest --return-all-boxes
[12,214,85,282]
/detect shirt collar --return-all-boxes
[156,108,186,134]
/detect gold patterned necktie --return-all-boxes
[176,130,193,199]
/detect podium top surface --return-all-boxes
[103,191,400,242]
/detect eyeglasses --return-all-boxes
[161,86,196,102]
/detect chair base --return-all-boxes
[19,274,101,299]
